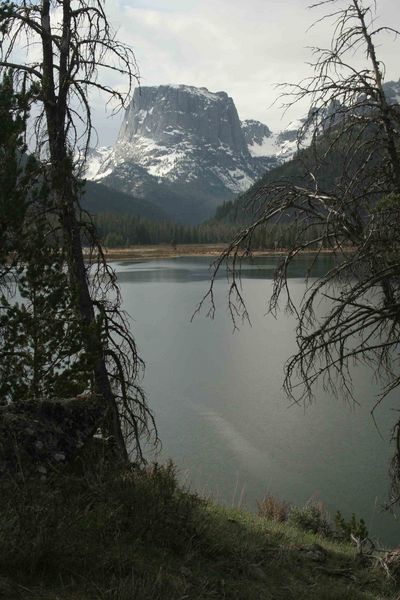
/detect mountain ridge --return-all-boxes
[85,84,299,223]
[82,181,168,222]
[213,78,400,225]
[85,80,400,224]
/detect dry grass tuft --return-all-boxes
[258,494,290,523]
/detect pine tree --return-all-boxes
[0,74,91,405]
[0,230,90,403]
[0,2,156,461]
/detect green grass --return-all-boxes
[0,461,396,599]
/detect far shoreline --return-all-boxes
[99,244,337,262]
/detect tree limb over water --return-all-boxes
[0,1,157,462]
[198,0,400,506]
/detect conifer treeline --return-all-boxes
[94,212,323,249]
[94,213,239,247]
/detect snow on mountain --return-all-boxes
[85,80,400,222]
[382,79,400,106]
[85,146,113,181]
[85,85,305,222]
[241,119,275,158]
[241,117,308,161]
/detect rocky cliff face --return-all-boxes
[86,85,286,223]
[119,86,248,155]
[241,119,272,145]
[86,81,400,223]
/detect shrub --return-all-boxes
[334,511,368,541]
[258,494,290,522]
[288,501,332,536]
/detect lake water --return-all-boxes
[113,255,399,547]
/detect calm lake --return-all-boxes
[113,255,399,547]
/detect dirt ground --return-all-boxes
[100,244,335,262]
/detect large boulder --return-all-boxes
[0,396,105,478]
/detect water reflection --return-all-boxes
[113,255,399,546]
[113,254,335,283]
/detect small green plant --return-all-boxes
[288,501,332,536]
[334,511,368,541]
[374,192,400,212]
[258,494,289,523]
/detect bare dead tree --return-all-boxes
[0,1,156,462]
[197,0,400,504]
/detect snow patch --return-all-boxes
[248,135,279,158]
[146,149,186,178]
[84,146,112,180]
[92,167,113,181]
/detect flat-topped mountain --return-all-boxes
[119,85,248,156]
[86,85,297,223]
[85,80,400,224]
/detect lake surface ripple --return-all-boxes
[114,255,398,546]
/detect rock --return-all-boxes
[241,119,272,146]
[53,452,66,462]
[86,85,280,223]
[119,85,247,154]
[247,564,268,582]
[0,396,105,478]
[297,543,328,563]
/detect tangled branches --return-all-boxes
[0,1,156,461]
[198,0,400,504]
[82,211,157,462]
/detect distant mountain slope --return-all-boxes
[215,79,400,224]
[213,134,377,225]
[86,80,400,224]
[81,181,168,222]
[85,85,302,224]
[213,155,309,224]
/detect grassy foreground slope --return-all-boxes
[1,463,396,600]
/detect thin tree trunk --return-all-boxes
[353,0,400,191]
[40,1,127,461]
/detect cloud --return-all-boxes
[91,0,400,145]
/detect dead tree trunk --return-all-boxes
[0,0,156,462]
[40,0,127,460]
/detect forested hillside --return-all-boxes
[94,212,240,247]
[82,181,168,222]
[213,125,382,225]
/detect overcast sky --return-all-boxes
[92,0,400,146]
